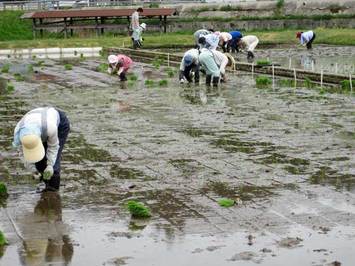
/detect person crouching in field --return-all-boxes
[107,54,133,81]
[297,31,316,50]
[237,35,259,61]
[132,23,146,49]
[179,48,200,84]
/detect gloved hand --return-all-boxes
[43,165,54,180]
[107,68,113,74]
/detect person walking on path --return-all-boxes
[237,35,259,60]
[297,30,316,50]
[131,23,146,49]
[130,8,143,32]
[107,54,133,81]
[179,48,200,84]
[13,107,70,192]
[228,31,243,53]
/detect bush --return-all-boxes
[0,11,33,41]
[64,64,72,70]
[256,76,272,87]
[127,200,151,218]
[1,64,10,73]
[218,198,235,207]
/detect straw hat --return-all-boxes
[225,53,236,69]
[21,134,45,163]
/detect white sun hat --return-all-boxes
[108,55,119,64]
[140,23,146,30]
[21,134,45,163]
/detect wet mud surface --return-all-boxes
[0,57,355,266]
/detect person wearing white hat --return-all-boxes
[13,107,70,192]
[193,29,213,49]
[179,48,200,84]
[107,54,133,81]
[131,23,146,49]
[219,32,232,52]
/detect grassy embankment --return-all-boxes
[0,10,354,48]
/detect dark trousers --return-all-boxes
[228,38,239,53]
[307,33,316,49]
[35,110,70,190]
[179,63,200,83]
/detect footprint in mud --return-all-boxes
[277,237,303,248]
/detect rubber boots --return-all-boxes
[212,76,220,87]
[206,74,212,86]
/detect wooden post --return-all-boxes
[95,17,100,36]
[101,17,105,35]
[127,16,130,34]
[164,15,167,33]
[159,16,162,33]
[39,18,43,38]
[64,18,68,38]
[32,18,37,39]
[70,18,73,37]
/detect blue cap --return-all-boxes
[184,54,193,66]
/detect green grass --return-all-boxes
[0,182,8,198]
[27,64,34,73]
[256,76,272,87]
[13,73,25,81]
[64,64,73,70]
[1,64,10,73]
[166,67,176,78]
[127,200,151,218]
[145,79,155,87]
[0,230,7,246]
[159,79,168,86]
[0,11,32,41]
[278,79,294,87]
[218,198,235,207]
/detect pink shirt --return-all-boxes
[117,54,133,72]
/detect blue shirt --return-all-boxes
[230,31,243,40]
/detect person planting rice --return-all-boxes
[237,35,259,60]
[296,30,316,50]
[107,54,133,81]
[13,107,70,192]
[219,32,233,53]
[179,48,200,84]
[228,31,243,53]
[193,29,213,49]
[131,23,146,49]
[199,35,234,87]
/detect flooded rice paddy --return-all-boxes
[0,55,355,266]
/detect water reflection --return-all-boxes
[18,192,73,266]
[300,55,316,71]
[179,86,226,106]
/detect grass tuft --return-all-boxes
[97,63,108,73]
[1,64,10,73]
[340,80,355,91]
[256,59,272,66]
[0,182,8,198]
[256,76,272,87]
[6,82,14,92]
[64,64,72,70]
[218,198,235,207]
[159,79,168,86]
[145,79,155,87]
[13,73,24,81]
[127,200,151,218]
[128,73,138,81]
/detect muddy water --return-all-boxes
[0,58,354,266]
[251,45,355,75]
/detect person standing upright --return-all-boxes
[130,7,143,32]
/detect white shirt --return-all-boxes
[179,49,199,70]
[13,107,60,167]
[220,32,232,42]
[300,31,314,45]
[131,11,139,30]
[240,35,259,52]
[211,50,228,74]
